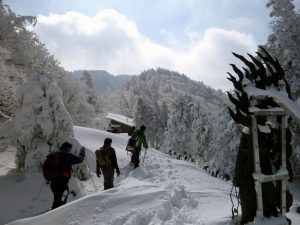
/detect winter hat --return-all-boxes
[140,125,146,131]
[60,142,73,152]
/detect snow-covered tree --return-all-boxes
[0,63,15,118]
[190,102,213,160]
[150,102,165,149]
[13,74,89,179]
[0,1,96,128]
[155,101,169,149]
[266,0,300,98]
[266,0,300,177]
[166,95,194,157]
[134,97,155,145]
[0,0,59,75]
[52,69,96,127]
[80,71,97,106]
[207,105,241,177]
[119,94,131,117]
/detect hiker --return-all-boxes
[47,142,85,210]
[95,138,120,190]
[128,125,148,168]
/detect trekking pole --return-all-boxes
[32,179,46,201]
[85,159,98,193]
[142,149,147,164]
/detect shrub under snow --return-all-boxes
[13,74,89,179]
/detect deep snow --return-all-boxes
[1,126,300,225]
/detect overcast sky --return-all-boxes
[4,0,300,90]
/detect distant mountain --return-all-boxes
[72,70,134,96]
[120,68,226,113]
[99,68,227,121]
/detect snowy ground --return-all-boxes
[1,126,300,225]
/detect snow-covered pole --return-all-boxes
[250,112,263,218]
[142,149,147,164]
[86,158,98,193]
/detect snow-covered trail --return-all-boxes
[5,126,236,225]
[2,126,300,225]
[74,126,237,224]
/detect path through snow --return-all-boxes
[2,126,300,225]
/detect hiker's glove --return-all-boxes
[96,171,101,178]
[96,168,101,177]
[80,147,86,156]
[116,168,120,177]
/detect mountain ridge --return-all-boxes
[72,70,134,96]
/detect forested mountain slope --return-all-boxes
[72,70,133,96]
[105,68,239,178]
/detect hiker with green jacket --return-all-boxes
[128,125,148,168]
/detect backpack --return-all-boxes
[95,147,112,168]
[42,152,69,181]
[126,134,140,153]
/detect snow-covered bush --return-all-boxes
[14,74,73,169]
[13,74,89,179]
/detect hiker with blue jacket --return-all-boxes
[95,138,120,190]
[46,142,85,209]
[128,125,148,168]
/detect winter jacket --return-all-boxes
[128,130,148,149]
[54,151,85,181]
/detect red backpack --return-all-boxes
[42,152,70,181]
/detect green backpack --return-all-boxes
[95,147,112,168]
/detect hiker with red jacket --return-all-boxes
[48,142,85,209]
[95,138,120,190]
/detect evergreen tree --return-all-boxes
[80,71,97,106]
[190,102,213,160]
[166,95,194,157]
[266,0,300,98]
[151,101,165,149]
[134,97,155,146]
[119,94,131,117]
[266,0,300,177]
[158,101,169,148]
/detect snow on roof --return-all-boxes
[106,113,135,127]
[244,86,300,124]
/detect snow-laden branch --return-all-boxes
[0,110,11,119]
[244,86,300,124]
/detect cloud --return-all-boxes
[179,28,257,89]
[34,9,257,91]
[226,17,257,31]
